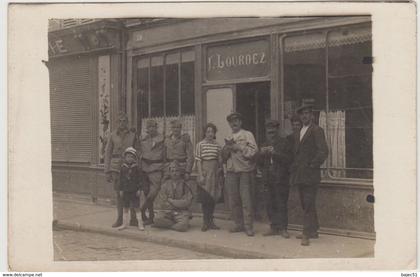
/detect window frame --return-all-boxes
[280,23,373,182]
[133,47,195,131]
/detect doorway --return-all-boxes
[204,82,270,215]
[236,82,271,145]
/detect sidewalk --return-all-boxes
[53,192,375,259]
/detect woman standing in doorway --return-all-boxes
[195,123,224,231]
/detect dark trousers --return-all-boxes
[266,183,290,231]
[112,172,136,222]
[226,171,254,230]
[298,183,319,236]
[200,190,216,225]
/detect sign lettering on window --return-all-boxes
[206,39,270,81]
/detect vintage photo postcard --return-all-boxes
[7,2,417,272]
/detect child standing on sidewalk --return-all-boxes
[118,147,145,231]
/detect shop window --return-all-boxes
[137,58,149,118]
[136,49,195,119]
[181,51,195,115]
[150,56,164,117]
[283,26,373,180]
[165,53,180,116]
[134,49,196,146]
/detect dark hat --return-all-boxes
[296,104,314,114]
[226,112,242,122]
[290,114,301,123]
[265,119,280,128]
[118,112,128,120]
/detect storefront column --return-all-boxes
[278,34,286,130]
[194,44,203,142]
[111,54,122,128]
[90,56,99,165]
[125,51,133,128]
[270,33,280,123]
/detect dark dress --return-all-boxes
[119,162,143,208]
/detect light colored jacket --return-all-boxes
[223,129,258,173]
[104,128,137,173]
[157,179,193,214]
[137,133,165,173]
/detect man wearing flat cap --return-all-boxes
[257,119,293,238]
[104,112,138,228]
[290,104,328,246]
[222,112,258,236]
[164,119,194,181]
[152,161,193,232]
[136,119,165,225]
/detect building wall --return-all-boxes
[50,17,375,238]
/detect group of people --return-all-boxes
[104,103,328,247]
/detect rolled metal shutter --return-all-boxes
[49,57,92,163]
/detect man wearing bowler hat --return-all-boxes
[290,104,328,246]
[222,112,258,236]
[257,119,293,238]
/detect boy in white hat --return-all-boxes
[118,147,145,231]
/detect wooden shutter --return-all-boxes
[49,57,92,163]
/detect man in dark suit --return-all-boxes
[257,120,293,238]
[290,104,328,246]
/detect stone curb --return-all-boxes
[53,220,279,259]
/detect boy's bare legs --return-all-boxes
[118,208,129,230]
[136,208,145,231]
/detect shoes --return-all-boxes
[301,235,310,246]
[296,233,319,239]
[112,218,123,228]
[263,229,279,236]
[143,218,154,226]
[138,224,145,231]
[117,224,127,231]
[201,224,209,232]
[229,226,245,233]
[208,220,220,230]
[245,229,255,237]
[280,230,290,239]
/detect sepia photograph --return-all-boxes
[48,16,375,260]
[6,2,416,272]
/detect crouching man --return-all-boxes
[152,161,193,232]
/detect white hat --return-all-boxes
[123,147,137,158]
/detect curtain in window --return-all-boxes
[140,115,196,152]
[319,111,346,178]
[284,27,371,53]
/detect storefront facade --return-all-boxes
[49,17,374,238]
[48,19,127,198]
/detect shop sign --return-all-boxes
[49,39,68,55]
[206,39,270,81]
[48,29,120,57]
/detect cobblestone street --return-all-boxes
[54,229,225,261]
